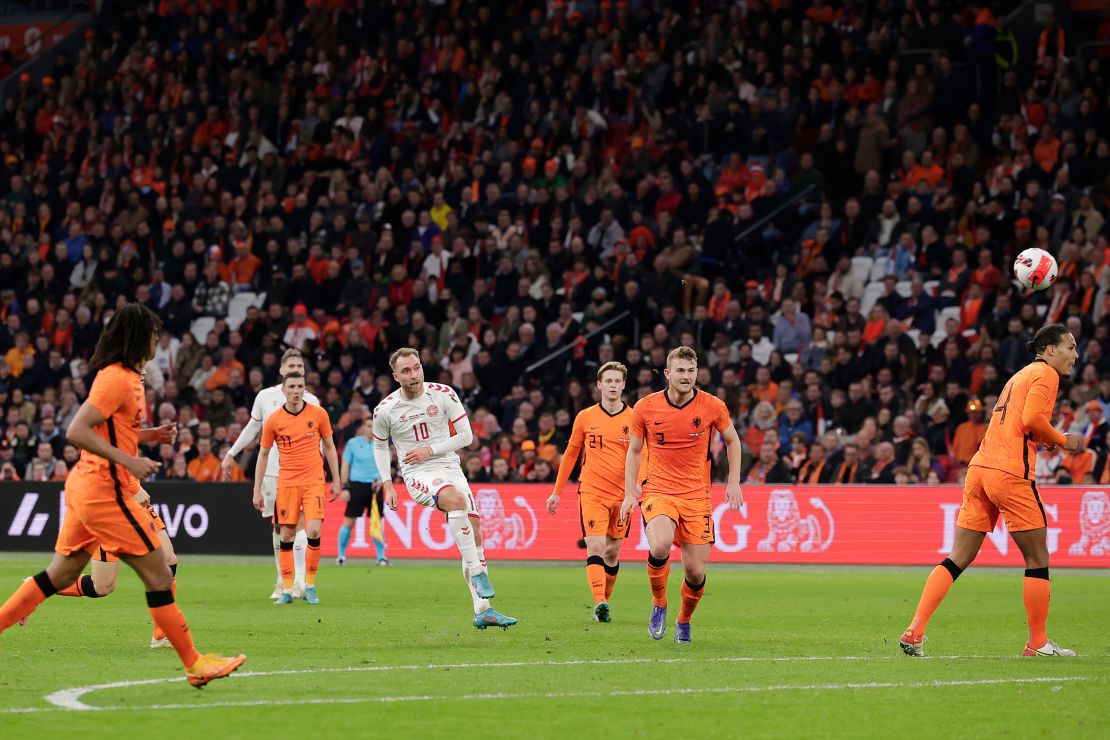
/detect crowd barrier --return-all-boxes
[4,482,1109,567]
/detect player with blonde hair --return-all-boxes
[620,346,745,643]
[373,348,516,629]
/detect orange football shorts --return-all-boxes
[957,465,1048,533]
[641,494,715,545]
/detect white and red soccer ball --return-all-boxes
[1013,247,1058,291]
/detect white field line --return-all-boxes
[0,654,1088,715]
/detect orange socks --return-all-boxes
[1024,568,1051,648]
[0,571,55,631]
[306,537,321,586]
[57,574,102,598]
[647,555,670,608]
[279,541,294,590]
[586,556,607,604]
[604,562,619,601]
[677,577,705,624]
[146,590,199,667]
[152,564,177,642]
[906,558,963,640]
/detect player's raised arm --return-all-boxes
[548,412,586,514]
[67,401,160,479]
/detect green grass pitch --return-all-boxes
[1,554,1108,738]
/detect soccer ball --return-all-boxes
[1013,247,1058,291]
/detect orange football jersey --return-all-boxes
[971,359,1066,479]
[261,403,333,486]
[631,389,732,499]
[71,363,146,494]
[553,403,645,501]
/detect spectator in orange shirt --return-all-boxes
[1033,123,1060,173]
[908,151,945,190]
[186,436,221,481]
[951,398,987,464]
[220,240,261,291]
[715,153,750,198]
[192,105,228,147]
[206,347,246,391]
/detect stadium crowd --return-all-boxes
[1,0,1110,491]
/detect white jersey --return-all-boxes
[373,382,468,477]
[250,385,322,478]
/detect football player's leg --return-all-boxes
[57,548,117,598]
[903,469,992,651]
[3,499,97,628]
[903,526,984,650]
[124,547,245,683]
[373,484,388,562]
[677,542,710,625]
[581,497,609,606]
[603,498,630,601]
[603,538,622,601]
[644,512,677,608]
[0,551,89,631]
[152,529,177,645]
[293,511,308,592]
[437,486,482,574]
[1011,527,1055,652]
[463,523,490,615]
[261,477,282,595]
[304,518,323,588]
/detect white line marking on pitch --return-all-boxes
[15,674,1093,715]
[40,653,1013,712]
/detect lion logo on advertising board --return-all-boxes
[476,488,537,550]
[757,489,835,553]
[1068,491,1110,557]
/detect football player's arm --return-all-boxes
[253,444,270,511]
[139,424,177,445]
[323,433,342,500]
[224,398,265,477]
[1022,378,1071,450]
[67,401,160,479]
[620,433,645,520]
[720,422,745,511]
[548,413,585,513]
[427,414,473,456]
[372,412,398,509]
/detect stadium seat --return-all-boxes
[190,316,217,344]
[869,258,892,283]
[227,292,256,331]
[850,256,873,285]
[895,281,912,298]
[923,280,939,296]
[860,282,886,315]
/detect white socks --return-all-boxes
[293,528,307,587]
[463,559,490,614]
[272,529,282,585]
[446,510,480,571]
[273,528,308,588]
